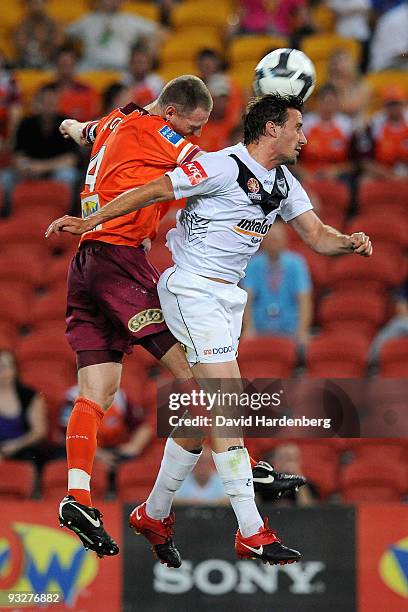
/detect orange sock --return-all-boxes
[66,397,104,507]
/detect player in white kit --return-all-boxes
[47,94,372,566]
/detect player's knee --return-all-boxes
[80,382,118,411]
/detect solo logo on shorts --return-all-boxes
[203,345,233,355]
[128,308,164,332]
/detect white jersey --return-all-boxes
[165,142,313,283]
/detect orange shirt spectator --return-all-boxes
[300,84,353,179]
[351,85,408,179]
[373,87,408,167]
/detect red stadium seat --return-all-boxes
[358,179,408,214]
[239,336,297,363]
[0,460,35,499]
[42,458,107,500]
[11,180,71,216]
[378,338,408,377]
[328,247,405,292]
[16,331,75,381]
[239,337,297,378]
[346,214,408,254]
[44,255,71,287]
[318,292,387,336]
[306,333,369,377]
[117,446,165,501]
[302,179,349,212]
[296,441,340,499]
[340,459,408,502]
[0,323,19,350]
[349,439,408,462]
[0,291,31,328]
[0,250,45,289]
[240,358,295,379]
[31,288,67,326]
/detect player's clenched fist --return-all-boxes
[350,232,372,257]
[45,215,94,238]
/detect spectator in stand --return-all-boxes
[352,85,408,180]
[368,279,408,368]
[234,0,315,46]
[45,46,101,123]
[196,48,243,127]
[369,0,408,71]
[101,82,131,114]
[0,349,47,465]
[14,0,62,69]
[326,50,370,120]
[299,84,354,181]
[0,50,22,168]
[66,0,160,72]
[58,385,153,471]
[174,445,228,506]
[193,75,240,152]
[328,0,371,71]
[122,44,164,108]
[0,84,79,214]
[258,443,318,506]
[241,220,313,349]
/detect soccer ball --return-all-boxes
[253,48,316,102]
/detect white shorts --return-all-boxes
[158,265,247,365]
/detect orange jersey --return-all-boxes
[80,103,200,247]
[302,113,353,172]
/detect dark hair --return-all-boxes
[158,75,213,114]
[244,93,304,145]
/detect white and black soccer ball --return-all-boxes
[254,48,316,102]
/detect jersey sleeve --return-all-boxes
[166,152,238,200]
[147,122,201,167]
[279,169,313,222]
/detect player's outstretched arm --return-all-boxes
[290,210,372,257]
[45,175,175,237]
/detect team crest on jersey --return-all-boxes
[246,177,261,201]
[247,177,260,193]
[128,308,164,333]
[181,161,208,186]
[158,125,183,146]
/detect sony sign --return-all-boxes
[154,559,325,596]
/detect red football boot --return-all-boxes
[129,502,181,568]
[235,518,301,565]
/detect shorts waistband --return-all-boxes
[79,240,144,252]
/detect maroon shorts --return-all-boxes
[66,240,172,358]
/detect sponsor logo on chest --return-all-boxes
[233,218,272,238]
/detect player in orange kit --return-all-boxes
[55,76,212,560]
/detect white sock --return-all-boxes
[212,447,263,538]
[68,468,90,492]
[146,438,202,520]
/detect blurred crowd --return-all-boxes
[0,0,408,504]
